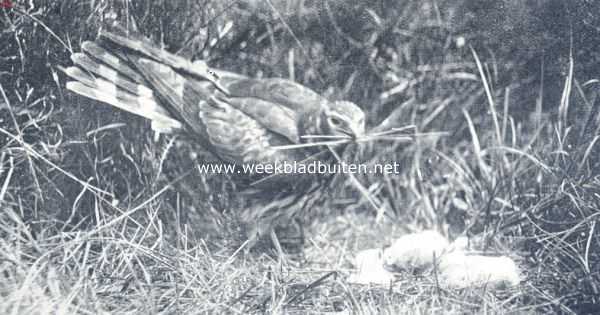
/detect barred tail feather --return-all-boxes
[65,81,181,131]
[63,45,183,132]
[81,41,146,85]
[70,51,152,98]
[65,76,182,133]
[100,29,230,94]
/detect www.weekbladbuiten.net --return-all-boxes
[197,160,402,175]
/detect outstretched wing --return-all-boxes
[63,29,323,176]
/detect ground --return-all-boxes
[1,0,599,314]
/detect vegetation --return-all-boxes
[1,0,598,313]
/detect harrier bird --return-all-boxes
[63,22,366,253]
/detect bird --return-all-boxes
[62,22,366,254]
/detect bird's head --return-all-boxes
[324,101,366,140]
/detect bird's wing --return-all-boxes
[63,34,315,170]
[96,30,303,144]
[131,57,308,165]
[222,77,329,113]
[100,21,330,117]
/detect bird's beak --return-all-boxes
[349,122,365,140]
[339,125,364,140]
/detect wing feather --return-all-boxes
[100,29,229,94]
[215,96,299,143]
[198,97,308,167]
[101,25,328,116]
[222,77,329,113]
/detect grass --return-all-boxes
[1,0,599,313]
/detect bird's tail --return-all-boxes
[63,39,183,134]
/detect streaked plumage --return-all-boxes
[63,22,366,247]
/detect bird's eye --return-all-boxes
[329,117,342,126]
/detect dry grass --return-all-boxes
[1,0,599,314]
